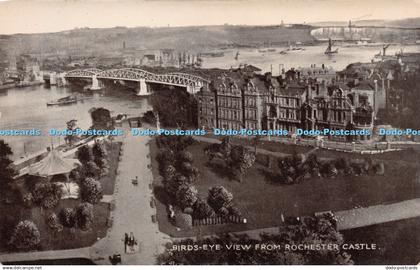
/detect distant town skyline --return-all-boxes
[0,0,420,35]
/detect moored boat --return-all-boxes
[47,95,78,106]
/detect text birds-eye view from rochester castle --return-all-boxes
[1,0,420,266]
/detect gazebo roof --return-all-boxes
[28,150,81,177]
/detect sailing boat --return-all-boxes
[324,38,338,55]
[234,51,240,61]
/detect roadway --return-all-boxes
[90,125,169,264]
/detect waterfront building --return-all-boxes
[265,77,306,133]
[197,87,217,130]
[215,76,244,130]
[196,66,382,142]
[197,69,266,131]
[301,78,376,141]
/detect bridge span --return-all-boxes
[64,68,210,95]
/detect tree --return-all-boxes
[84,161,102,178]
[90,107,114,130]
[65,119,79,146]
[177,150,193,164]
[157,216,353,265]
[9,220,41,250]
[228,145,256,181]
[81,177,103,204]
[0,140,15,196]
[150,88,197,128]
[193,199,215,219]
[75,202,94,230]
[32,182,63,209]
[207,186,233,211]
[157,148,176,176]
[156,135,195,152]
[176,185,199,210]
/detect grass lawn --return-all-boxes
[342,217,420,265]
[0,198,109,252]
[151,138,420,237]
[99,142,122,195]
[226,135,420,163]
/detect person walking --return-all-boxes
[124,233,129,253]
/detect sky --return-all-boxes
[0,0,420,34]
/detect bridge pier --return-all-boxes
[89,75,103,90]
[136,78,151,96]
[49,72,57,85]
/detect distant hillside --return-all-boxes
[312,17,420,28]
[0,25,315,56]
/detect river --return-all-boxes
[201,44,420,73]
[0,85,151,159]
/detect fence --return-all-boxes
[193,215,245,227]
[263,136,409,154]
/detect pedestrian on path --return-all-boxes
[124,233,128,253]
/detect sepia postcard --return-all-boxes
[0,0,420,267]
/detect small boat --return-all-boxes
[279,50,288,55]
[200,52,224,58]
[47,95,77,106]
[234,51,240,60]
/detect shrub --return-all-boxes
[157,149,176,176]
[373,162,385,175]
[81,177,103,204]
[218,207,229,217]
[227,206,241,217]
[69,167,83,181]
[193,199,215,219]
[183,207,194,215]
[175,213,192,229]
[22,193,34,208]
[178,162,199,182]
[163,164,176,181]
[9,220,40,250]
[75,203,94,230]
[59,208,76,227]
[76,145,93,164]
